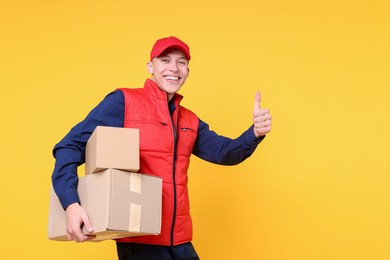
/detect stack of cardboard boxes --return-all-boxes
[48,126,162,241]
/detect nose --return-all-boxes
[169,61,179,71]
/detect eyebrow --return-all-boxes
[158,54,188,61]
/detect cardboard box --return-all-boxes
[85,126,140,175]
[48,169,162,241]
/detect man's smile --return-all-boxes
[164,75,181,81]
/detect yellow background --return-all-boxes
[1,0,389,259]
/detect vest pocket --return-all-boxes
[127,118,168,127]
[125,119,171,152]
[177,127,197,155]
[179,127,196,133]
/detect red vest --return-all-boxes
[117,79,199,246]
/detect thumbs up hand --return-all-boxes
[253,91,272,137]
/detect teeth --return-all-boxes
[165,76,179,80]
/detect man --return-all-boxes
[52,36,272,259]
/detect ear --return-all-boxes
[147,61,153,74]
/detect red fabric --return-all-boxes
[117,79,199,246]
[150,36,191,61]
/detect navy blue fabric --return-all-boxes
[116,242,200,260]
[52,89,264,209]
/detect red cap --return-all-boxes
[150,36,191,61]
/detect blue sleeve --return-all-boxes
[192,119,265,165]
[51,90,124,209]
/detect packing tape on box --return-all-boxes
[129,203,142,232]
[130,173,141,194]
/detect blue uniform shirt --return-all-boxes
[52,90,264,209]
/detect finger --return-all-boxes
[253,112,271,121]
[257,126,271,136]
[67,231,80,243]
[253,91,261,113]
[67,225,84,242]
[76,234,95,243]
[84,234,97,241]
[82,217,94,233]
[253,108,270,118]
[254,119,272,128]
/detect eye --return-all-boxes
[178,60,188,66]
[161,58,169,63]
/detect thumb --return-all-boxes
[254,91,261,113]
[82,214,94,233]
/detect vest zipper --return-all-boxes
[169,106,178,246]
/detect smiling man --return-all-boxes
[51,36,272,260]
[147,47,190,100]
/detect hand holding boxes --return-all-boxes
[48,126,162,241]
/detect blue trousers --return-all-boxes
[116,242,200,260]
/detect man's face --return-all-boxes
[147,48,189,101]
